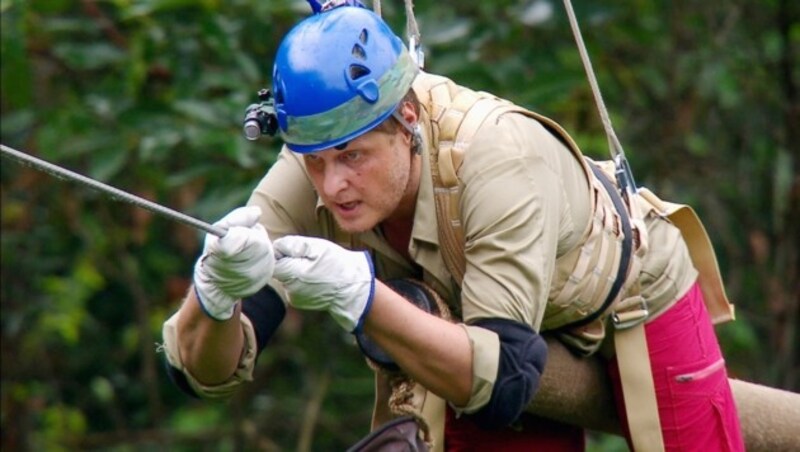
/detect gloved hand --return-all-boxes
[193,206,275,320]
[272,236,375,333]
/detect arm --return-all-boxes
[271,236,546,428]
[164,282,287,398]
[364,282,547,428]
[165,148,319,396]
[363,281,473,406]
[162,206,276,397]
[176,288,245,385]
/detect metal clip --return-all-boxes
[612,296,649,330]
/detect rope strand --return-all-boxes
[404,0,420,42]
[562,0,637,193]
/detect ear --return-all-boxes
[398,100,418,127]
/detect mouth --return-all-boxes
[333,200,361,215]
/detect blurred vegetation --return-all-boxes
[1,0,797,450]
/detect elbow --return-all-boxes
[163,357,200,399]
[465,318,547,429]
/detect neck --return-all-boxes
[381,152,422,260]
[381,218,414,261]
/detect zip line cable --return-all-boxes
[0,144,226,237]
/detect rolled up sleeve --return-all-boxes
[450,324,501,414]
[161,311,259,399]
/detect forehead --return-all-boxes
[306,128,394,156]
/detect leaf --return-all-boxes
[0,1,33,108]
[172,99,222,124]
[52,42,127,71]
[89,146,130,182]
[138,129,183,161]
[0,109,34,136]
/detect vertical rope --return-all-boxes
[562,2,625,158]
[404,0,424,68]
[373,0,381,16]
[562,0,637,194]
[404,0,420,42]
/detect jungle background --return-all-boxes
[1,0,797,450]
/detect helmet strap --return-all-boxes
[391,109,423,155]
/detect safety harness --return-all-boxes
[414,72,641,328]
[413,69,736,452]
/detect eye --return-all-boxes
[303,154,323,168]
[340,150,362,163]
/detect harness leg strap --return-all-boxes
[613,297,664,452]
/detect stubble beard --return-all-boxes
[332,155,410,234]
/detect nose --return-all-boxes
[321,161,349,198]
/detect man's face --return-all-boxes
[303,127,415,233]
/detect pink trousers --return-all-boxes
[445,282,745,451]
[608,281,745,451]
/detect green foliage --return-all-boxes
[2,0,797,449]
[37,256,104,345]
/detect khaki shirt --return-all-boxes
[250,112,594,326]
[249,110,694,327]
[246,108,696,405]
[163,87,697,428]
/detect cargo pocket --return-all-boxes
[664,357,742,451]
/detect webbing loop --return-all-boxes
[558,161,634,330]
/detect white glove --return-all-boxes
[272,236,375,333]
[193,206,275,320]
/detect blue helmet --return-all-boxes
[272,6,419,153]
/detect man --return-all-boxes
[162,4,744,451]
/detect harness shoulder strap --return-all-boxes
[416,73,587,284]
[637,188,735,324]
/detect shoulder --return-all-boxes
[459,111,570,181]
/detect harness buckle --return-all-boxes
[612,295,649,330]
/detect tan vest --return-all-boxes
[415,72,636,331]
[412,71,734,329]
